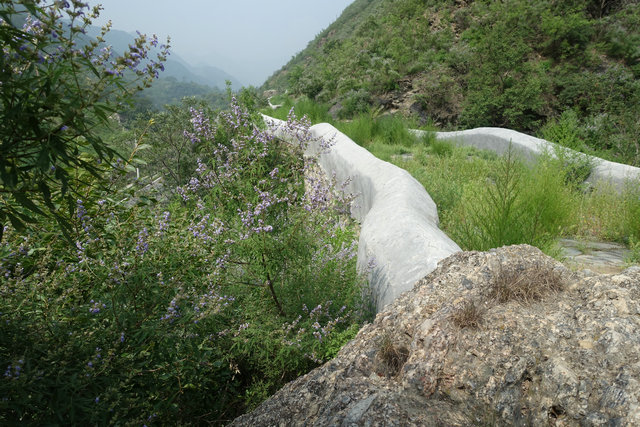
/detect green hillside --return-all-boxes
[264,0,640,165]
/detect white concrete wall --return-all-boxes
[411,127,640,191]
[263,115,461,311]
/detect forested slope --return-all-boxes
[264,0,640,165]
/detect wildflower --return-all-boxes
[160,298,180,322]
[89,300,106,314]
[4,359,24,380]
[157,211,170,234]
[136,227,149,255]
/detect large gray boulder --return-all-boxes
[411,127,640,192]
[232,245,640,426]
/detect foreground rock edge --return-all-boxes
[232,245,640,426]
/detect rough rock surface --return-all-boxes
[232,245,640,426]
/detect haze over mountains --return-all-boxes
[85,24,243,90]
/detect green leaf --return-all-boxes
[7,213,25,232]
[15,211,37,224]
[13,192,46,216]
[39,181,55,211]
[38,149,50,172]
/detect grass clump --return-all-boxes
[267,96,333,123]
[336,111,419,147]
[489,264,564,304]
[375,333,410,377]
[448,146,577,253]
[578,179,640,245]
[450,300,483,329]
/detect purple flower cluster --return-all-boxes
[188,214,225,243]
[76,199,92,234]
[107,261,129,286]
[160,298,180,323]
[282,301,350,362]
[184,108,214,144]
[89,299,106,314]
[192,284,235,322]
[156,211,170,235]
[85,347,102,376]
[237,189,289,236]
[4,359,24,380]
[136,227,149,255]
[315,240,358,267]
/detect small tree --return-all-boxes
[0,0,169,240]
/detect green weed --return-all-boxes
[578,179,640,244]
[429,138,454,157]
[336,112,418,147]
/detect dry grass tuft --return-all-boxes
[376,334,409,377]
[489,263,564,304]
[450,300,483,329]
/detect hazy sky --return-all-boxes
[87,0,354,86]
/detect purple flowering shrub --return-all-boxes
[108,98,219,193]
[0,0,169,239]
[0,98,372,423]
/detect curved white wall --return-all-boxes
[263,115,461,310]
[411,127,640,191]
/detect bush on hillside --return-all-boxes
[0,0,168,239]
[0,100,372,424]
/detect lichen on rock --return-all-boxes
[232,245,640,426]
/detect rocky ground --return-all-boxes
[559,238,634,275]
[233,245,640,426]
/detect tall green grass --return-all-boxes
[335,112,419,147]
[579,180,640,243]
[267,96,333,123]
[360,119,637,259]
[445,149,576,252]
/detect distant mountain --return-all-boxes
[159,55,243,90]
[85,25,243,90]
